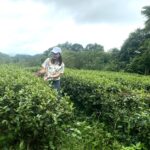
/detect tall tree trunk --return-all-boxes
[145,67,149,75]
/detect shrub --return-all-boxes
[0,65,73,149]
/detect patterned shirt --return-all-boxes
[42,58,64,80]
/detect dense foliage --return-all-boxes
[0,65,73,149]
[1,65,149,149]
[61,68,150,149]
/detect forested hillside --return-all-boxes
[0,52,12,64]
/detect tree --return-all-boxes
[58,42,72,50]
[142,6,150,31]
[106,48,120,71]
[71,43,84,52]
[122,6,150,74]
[139,39,150,74]
[119,29,146,63]
[85,43,104,51]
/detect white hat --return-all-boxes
[51,47,62,54]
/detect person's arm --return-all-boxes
[51,72,63,78]
[35,67,46,77]
[35,58,49,77]
[44,72,63,80]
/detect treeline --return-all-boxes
[0,53,44,67]
[44,6,150,75]
[0,6,150,75]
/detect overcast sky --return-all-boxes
[0,0,149,55]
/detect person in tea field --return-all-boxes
[35,47,65,92]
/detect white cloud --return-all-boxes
[0,0,149,55]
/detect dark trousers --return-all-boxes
[49,80,61,99]
[51,80,60,91]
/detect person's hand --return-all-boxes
[44,76,47,80]
[35,72,41,77]
[44,75,53,81]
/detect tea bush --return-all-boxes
[0,65,73,149]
